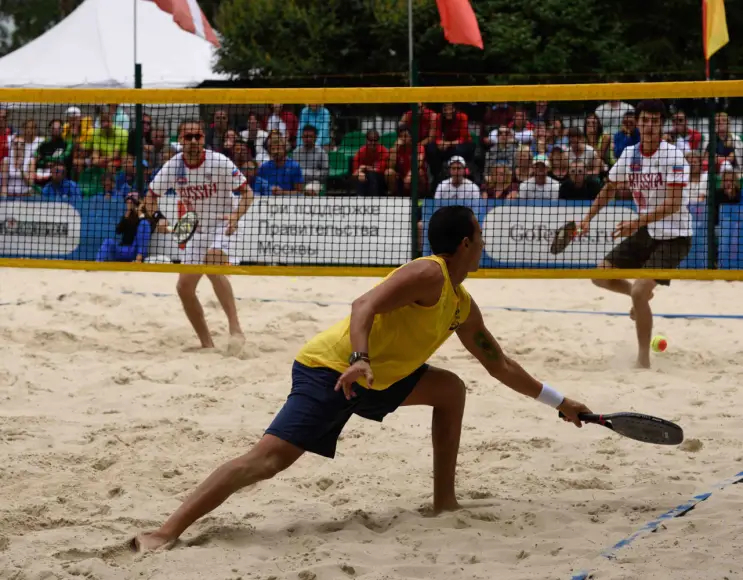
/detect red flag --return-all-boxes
[147,0,220,47]
[436,0,483,49]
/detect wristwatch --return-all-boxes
[348,351,370,365]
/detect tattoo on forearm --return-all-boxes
[474,331,501,361]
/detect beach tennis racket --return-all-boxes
[549,221,580,255]
[558,412,684,445]
[170,211,199,244]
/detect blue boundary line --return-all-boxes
[4,292,743,320]
[570,470,743,580]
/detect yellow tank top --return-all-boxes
[295,255,472,391]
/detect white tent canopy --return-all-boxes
[0,0,231,88]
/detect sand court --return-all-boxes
[1,269,742,580]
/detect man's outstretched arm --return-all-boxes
[456,298,591,426]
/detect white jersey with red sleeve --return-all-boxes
[149,150,247,232]
[608,140,692,240]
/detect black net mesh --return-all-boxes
[0,97,738,272]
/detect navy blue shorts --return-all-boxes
[265,361,429,458]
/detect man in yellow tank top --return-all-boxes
[132,206,592,552]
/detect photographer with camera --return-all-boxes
[95,193,164,263]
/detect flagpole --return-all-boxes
[134,0,144,195]
[407,0,414,87]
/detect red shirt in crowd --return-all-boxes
[436,111,471,145]
[0,129,10,162]
[353,144,389,174]
[395,142,426,176]
[264,110,299,143]
[402,107,438,143]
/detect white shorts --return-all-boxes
[183,227,230,265]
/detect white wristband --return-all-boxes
[537,383,564,408]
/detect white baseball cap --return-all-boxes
[65,106,82,116]
[448,155,466,167]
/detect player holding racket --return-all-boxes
[577,100,692,368]
[146,119,253,354]
[131,205,592,552]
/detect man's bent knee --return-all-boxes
[177,274,201,296]
[631,279,655,302]
[236,434,303,482]
[205,249,228,266]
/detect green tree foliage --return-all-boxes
[214,0,743,83]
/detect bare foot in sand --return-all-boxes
[635,357,651,369]
[130,531,176,553]
[227,333,245,356]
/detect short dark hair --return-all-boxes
[428,205,476,255]
[635,100,666,119]
[302,124,317,135]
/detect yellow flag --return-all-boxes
[704,0,729,60]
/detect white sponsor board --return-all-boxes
[231,196,412,265]
[482,204,638,266]
[0,201,81,256]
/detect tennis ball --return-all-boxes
[651,335,668,353]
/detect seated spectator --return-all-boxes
[533,101,557,125]
[385,124,427,196]
[434,156,480,200]
[221,129,240,160]
[550,118,569,150]
[508,108,534,145]
[707,112,743,170]
[429,103,474,179]
[127,113,153,158]
[548,146,570,183]
[36,119,73,179]
[292,124,329,195]
[530,122,551,158]
[712,165,742,225]
[89,110,128,170]
[297,104,332,149]
[148,126,168,169]
[482,102,514,130]
[481,164,517,199]
[484,126,516,171]
[584,113,613,173]
[518,154,560,199]
[241,160,272,196]
[351,129,389,196]
[241,112,269,161]
[18,119,44,162]
[116,154,150,193]
[100,171,131,199]
[231,140,253,173]
[684,151,709,203]
[96,194,163,263]
[1,136,34,196]
[665,110,702,154]
[206,109,230,152]
[40,162,81,201]
[95,104,130,131]
[595,99,635,137]
[559,161,601,201]
[401,103,438,151]
[513,146,533,187]
[567,128,601,176]
[264,104,299,147]
[258,135,304,195]
[613,111,640,160]
[62,106,94,147]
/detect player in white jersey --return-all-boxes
[146,120,254,354]
[577,100,692,368]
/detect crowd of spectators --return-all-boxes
[1,99,742,213]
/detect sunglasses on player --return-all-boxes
[184,133,204,142]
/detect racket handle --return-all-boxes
[558,411,592,421]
